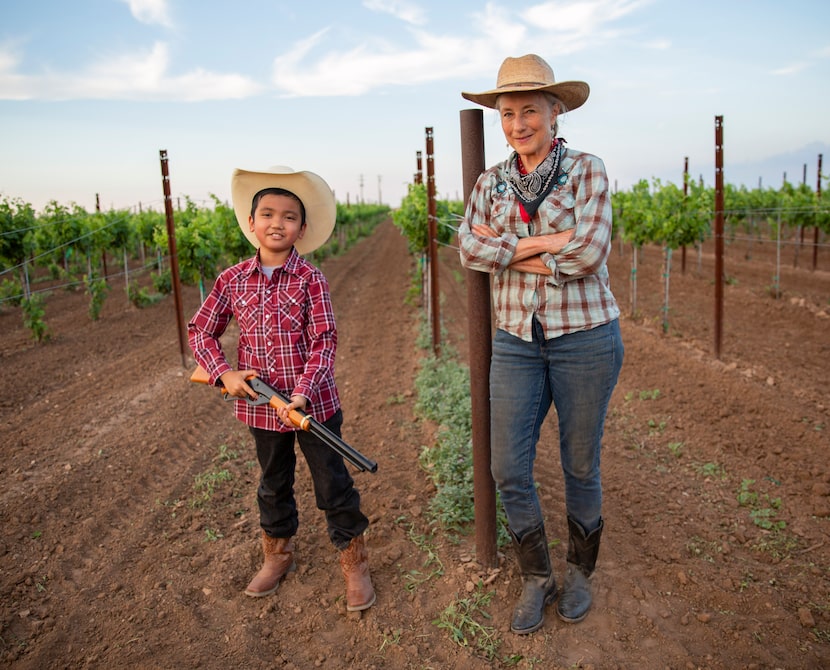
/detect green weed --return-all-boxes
[647,418,667,435]
[433,585,500,661]
[190,469,232,508]
[414,351,474,533]
[379,628,403,652]
[686,535,720,562]
[692,461,727,480]
[402,524,444,590]
[215,444,238,462]
[737,479,786,531]
[204,528,223,542]
[751,532,798,559]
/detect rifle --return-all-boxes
[190,365,377,474]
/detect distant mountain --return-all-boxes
[725,142,828,190]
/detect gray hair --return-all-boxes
[543,93,566,137]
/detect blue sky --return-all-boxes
[1,0,828,214]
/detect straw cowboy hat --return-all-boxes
[231,166,336,255]
[461,54,589,111]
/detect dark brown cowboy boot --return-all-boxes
[509,524,558,634]
[557,516,603,623]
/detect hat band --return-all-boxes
[498,80,551,89]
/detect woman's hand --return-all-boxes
[544,229,574,254]
[473,224,572,251]
[470,223,572,274]
[513,228,574,263]
[509,256,552,275]
[471,223,498,238]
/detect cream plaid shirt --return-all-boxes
[458,147,620,341]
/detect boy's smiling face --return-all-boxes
[249,193,306,264]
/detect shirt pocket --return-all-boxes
[490,195,531,238]
[234,292,261,334]
[537,188,576,232]
[278,286,307,332]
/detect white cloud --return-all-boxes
[271,0,653,97]
[272,28,480,96]
[471,3,527,53]
[770,62,808,76]
[362,0,427,25]
[121,0,173,28]
[521,0,652,33]
[1,0,654,102]
[0,44,29,100]
[642,38,671,50]
[0,42,263,101]
[769,43,830,76]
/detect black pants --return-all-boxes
[249,410,368,550]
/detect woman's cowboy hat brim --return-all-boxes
[231,166,336,255]
[461,54,590,111]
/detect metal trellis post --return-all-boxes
[159,149,188,368]
[460,109,497,568]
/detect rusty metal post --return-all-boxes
[460,109,497,568]
[814,154,822,271]
[682,156,688,274]
[714,118,724,360]
[159,150,188,368]
[426,128,440,356]
[415,151,423,185]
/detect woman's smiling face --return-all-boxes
[498,91,559,171]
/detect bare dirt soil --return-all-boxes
[1,220,828,669]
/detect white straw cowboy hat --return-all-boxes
[231,166,336,255]
[461,54,589,111]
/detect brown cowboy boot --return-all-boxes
[244,531,295,597]
[339,535,376,611]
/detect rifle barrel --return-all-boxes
[306,417,378,473]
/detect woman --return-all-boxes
[458,54,623,633]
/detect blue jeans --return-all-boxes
[489,319,623,539]
[249,410,369,550]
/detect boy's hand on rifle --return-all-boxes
[277,395,308,427]
[218,369,259,401]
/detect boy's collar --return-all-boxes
[251,247,300,275]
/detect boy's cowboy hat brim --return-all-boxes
[231,166,336,255]
[461,53,589,111]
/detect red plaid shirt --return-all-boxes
[458,147,620,341]
[188,248,340,432]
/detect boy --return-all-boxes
[188,166,375,611]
